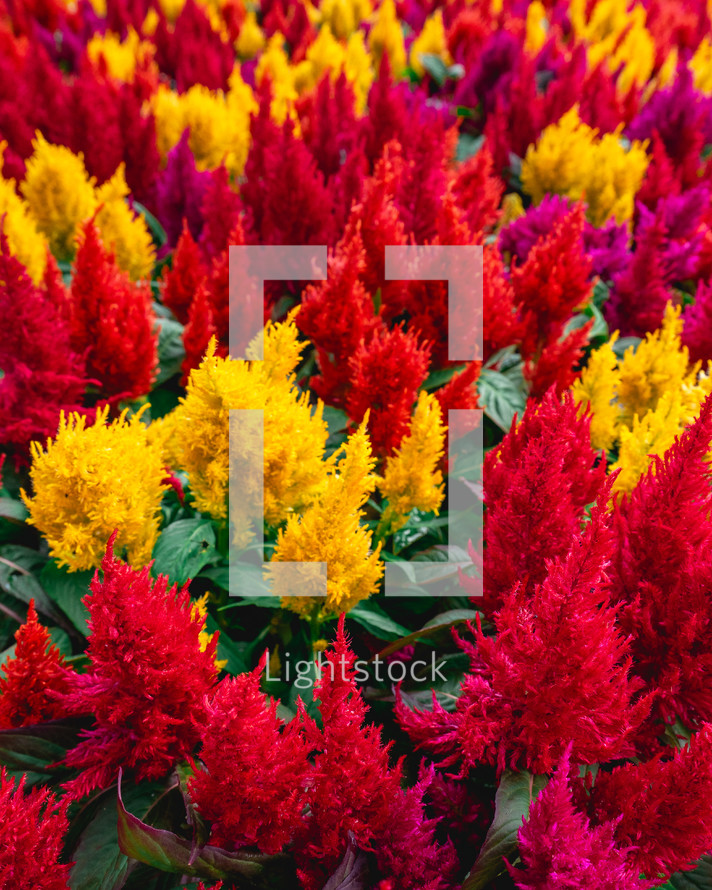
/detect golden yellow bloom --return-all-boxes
[572,336,622,453]
[86,28,155,82]
[344,31,374,112]
[524,1,548,54]
[21,407,168,572]
[270,419,383,620]
[691,39,712,93]
[611,390,688,492]
[377,391,446,535]
[95,166,156,281]
[617,303,697,426]
[157,0,185,21]
[171,320,330,534]
[21,134,96,260]
[152,75,256,177]
[521,106,648,226]
[294,25,347,92]
[191,593,228,670]
[236,11,265,58]
[0,169,47,283]
[320,0,372,38]
[571,303,712,490]
[368,0,406,76]
[256,33,301,126]
[410,10,451,78]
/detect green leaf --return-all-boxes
[670,856,712,889]
[462,769,548,890]
[347,603,410,640]
[70,782,165,890]
[0,718,88,774]
[117,775,299,886]
[612,335,642,360]
[593,279,610,308]
[0,497,28,524]
[151,519,220,586]
[477,367,527,432]
[155,317,185,385]
[322,406,348,436]
[457,133,485,163]
[376,609,482,659]
[40,562,91,636]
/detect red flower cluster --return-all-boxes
[69,220,157,403]
[189,618,456,890]
[399,505,648,775]
[0,600,73,729]
[0,769,71,890]
[0,233,88,462]
[59,532,220,798]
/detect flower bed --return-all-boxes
[1,0,712,888]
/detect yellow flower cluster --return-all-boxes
[409,10,451,78]
[0,160,47,283]
[377,391,446,536]
[691,38,712,93]
[159,317,330,536]
[368,0,406,75]
[22,407,168,572]
[320,0,372,39]
[572,304,712,492]
[152,70,257,176]
[521,106,649,226]
[19,134,155,277]
[570,0,655,92]
[86,28,156,82]
[257,25,373,120]
[270,419,383,620]
[524,1,548,55]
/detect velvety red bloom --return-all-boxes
[189,659,311,855]
[343,139,406,303]
[298,616,456,890]
[434,361,482,423]
[0,600,73,729]
[69,220,157,402]
[302,72,358,181]
[0,234,88,461]
[511,204,592,360]
[153,0,233,91]
[483,244,524,360]
[180,219,246,377]
[59,532,220,798]
[468,389,606,615]
[0,769,71,890]
[298,226,380,407]
[609,394,712,734]
[590,726,712,880]
[524,322,592,398]
[161,223,207,325]
[198,164,242,262]
[242,88,334,247]
[401,505,648,774]
[346,324,431,455]
[508,747,643,890]
[451,142,503,235]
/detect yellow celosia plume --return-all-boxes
[270,418,384,620]
[22,407,168,572]
[521,106,649,226]
[377,391,446,536]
